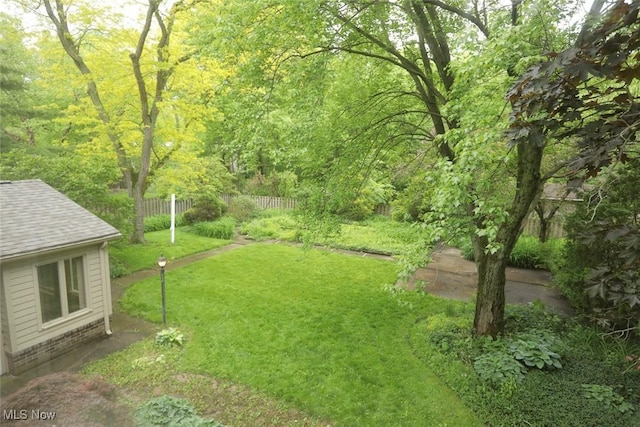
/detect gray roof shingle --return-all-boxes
[0,180,122,261]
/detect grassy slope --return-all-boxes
[119,244,481,426]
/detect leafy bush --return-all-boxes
[188,217,236,240]
[509,236,546,269]
[155,328,185,348]
[109,254,130,279]
[422,312,475,362]
[134,395,223,427]
[505,302,565,335]
[183,197,227,225]
[226,195,260,222]
[555,158,640,330]
[240,212,300,241]
[474,351,526,388]
[144,214,186,232]
[460,236,564,270]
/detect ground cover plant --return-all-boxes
[94,244,482,426]
[410,304,640,426]
[109,227,231,277]
[240,210,418,255]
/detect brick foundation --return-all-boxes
[6,318,107,375]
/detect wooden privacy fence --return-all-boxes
[143,198,193,217]
[521,216,566,240]
[143,195,566,238]
[143,195,297,217]
[220,194,298,210]
[144,195,389,217]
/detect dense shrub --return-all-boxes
[188,217,236,239]
[555,158,640,330]
[183,197,226,225]
[460,236,564,270]
[144,214,185,232]
[226,195,260,222]
[391,173,431,222]
[240,212,300,241]
[109,254,130,279]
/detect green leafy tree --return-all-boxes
[12,0,205,242]
[0,13,45,148]
[507,0,640,329]
[193,0,594,336]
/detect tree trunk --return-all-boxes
[473,139,544,336]
[539,219,549,243]
[131,184,146,243]
[474,250,508,337]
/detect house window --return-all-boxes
[37,256,86,323]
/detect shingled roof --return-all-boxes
[0,180,122,261]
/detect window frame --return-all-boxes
[35,254,90,327]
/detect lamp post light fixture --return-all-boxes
[157,254,167,325]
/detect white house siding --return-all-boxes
[3,244,108,353]
[87,250,103,309]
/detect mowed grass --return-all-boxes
[109,227,231,273]
[119,244,481,426]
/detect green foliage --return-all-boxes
[183,197,227,226]
[0,149,131,235]
[188,217,236,240]
[336,179,395,221]
[144,214,186,232]
[134,395,223,427]
[460,236,565,270]
[109,254,130,279]
[413,303,640,426]
[473,351,526,388]
[581,384,635,414]
[420,312,475,360]
[241,211,418,255]
[505,302,565,335]
[226,196,260,222]
[155,328,186,348]
[240,211,300,241]
[241,171,299,198]
[508,333,563,370]
[556,159,640,329]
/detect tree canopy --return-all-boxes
[3,0,638,335]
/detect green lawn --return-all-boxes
[111,244,481,426]
[109,227,231,274]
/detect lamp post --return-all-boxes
[157,254,167,325]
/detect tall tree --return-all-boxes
[192,0,603,336]
[15,0,192,242]
[508,0,640,325]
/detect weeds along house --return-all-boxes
[0,180,121,375]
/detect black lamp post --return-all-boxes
[157,254,167,325]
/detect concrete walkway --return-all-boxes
[0,238,572,397]
[410,245,574,316]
